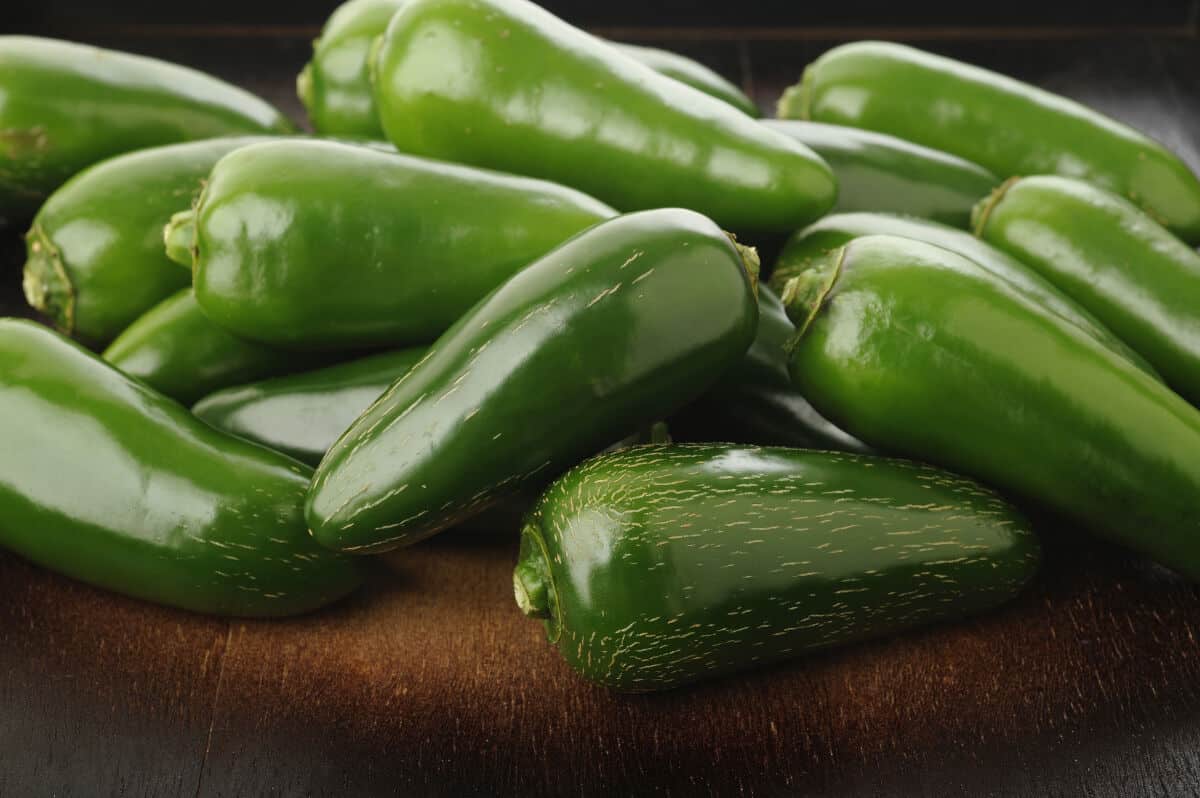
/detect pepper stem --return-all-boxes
[514,522,562,642]
[296,61,315,112]
[163,210,198,270]
[22,223,74,335]
[971,175,1020,236]
[727,235,760,299]
[774,66,813,120]
[772,245,845,343]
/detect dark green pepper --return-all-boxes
[762,119,998,228]
[306,209,760,553]
[103,289,327,405]
[0,319,363,616]
[168,139,616,349]
[298,0,759,137]
[371,0,834,235]
[974,175,1200,406]
[772,234,1200,580]
[780,41,1200,242]
[0,36,294,223]
[514,443,1039,692]
[775,212,1158,379]
[22,137,266,345]
[193,347,427,466]
[672,285,870,452]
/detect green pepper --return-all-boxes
[298,0,759,138]
[0,36,294,224]
[370,0,834,236]
[775,212,1158,379]
[974,175,1200,406]
[21,137,267,346]
[779,41,1200,242]
[306,208,760,553]
[514,443,1039,692]
[193,347,427,466]
[167,139,616,350]
[762,120,997,228]
[296,0,404,138]
[103,289,328,405]
[0,319,363,616]
[771,234,1200,580]
[605,43,759,118]
[672,285,870,452]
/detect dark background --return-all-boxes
[5,0,1199,31]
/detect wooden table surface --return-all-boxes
[2,24,1200,797]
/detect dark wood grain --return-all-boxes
[3,28,1200,798]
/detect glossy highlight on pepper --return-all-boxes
[22,137,268,345]
[0,36,294,222]
[782,41,1200,242]
[774,212,1158,379]
[973,175,1200,406]
[306,209,760,553]
[104,289,329,405]
[371,0,835,235]
[772,234,1200,580]
[0,319,364,617]
[176,139,618,349]
[763,119,998,227]
[193,347,427,465]
[297,0,760,137]
[516,443,1040,691]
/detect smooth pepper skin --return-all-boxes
[193,347,427,466]
[672,285,870,453]
[606,43,759,117]
[371,0,835,236]
[306,209,760,553]
[771,234,1200,580]
[103,289,328,405]
[514,443,1039,692]
[0,319,364,617]
[762,120,998,228]
[781,41,1200,242]
[298,0,759,137]
[0,36,294,224]
[774,211,1158,379]
[297,0,404,138]
[175,139,617,349]
[974,175,1200,406]
[22,137,267,346]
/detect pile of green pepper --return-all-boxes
[2,0,1200,692]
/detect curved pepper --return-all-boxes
[298,0,759,137]
[193,347,427,466]
[0,36,294,223]
[515,443,1039,691]
[103,289,329,405]
[306,208,760,553]
[371,0,834,235]
[974,175,1200,406]
[0,319,364,616]
[21,137,268,345]
[762,119,998,228]
[772,234,1200,580]
[781,41,1200,242]
[775,212,1158,379]
[171,139,616,349]
[672,285,870,452]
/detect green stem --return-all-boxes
[22,223,74,335]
